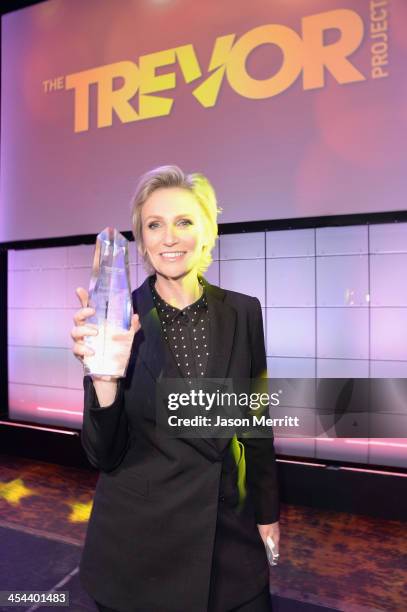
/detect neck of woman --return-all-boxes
[154,270,203,310]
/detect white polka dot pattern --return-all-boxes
[149,276,209,384]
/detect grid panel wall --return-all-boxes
[6,223,407,467]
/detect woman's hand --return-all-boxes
[71,287,141,380]
[71,287,97,363]
[257,520,280,564]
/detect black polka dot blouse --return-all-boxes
[149,276,210,385]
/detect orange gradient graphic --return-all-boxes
[3,0,402,243]
[62,8,366,132]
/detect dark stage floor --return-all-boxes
[0,454,405,612]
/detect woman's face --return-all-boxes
[141,187,208,279]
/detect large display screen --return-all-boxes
[1,0,403,242]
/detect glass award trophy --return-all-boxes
[83,227,133,378]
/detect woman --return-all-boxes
[71,166,280,612]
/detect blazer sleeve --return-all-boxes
[81,375,130,472]
[239,297,280,524]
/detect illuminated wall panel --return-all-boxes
[317,309,369,360]
[267,357,315,379]
[6,222,407,467]
[267,308,315,358]
[266,258,315,307]
[370,254,407,306]
[220,232,264,260]
[316,226,368,256]
[220,259,266,306]
[317,256,368,307]
[370,224,407,254]
[266,229,315,259]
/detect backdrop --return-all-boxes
[1,0,404,242]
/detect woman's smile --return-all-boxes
[160,251,187,261]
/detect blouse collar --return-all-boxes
[149,275,207,324]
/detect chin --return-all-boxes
[157,264,198,280]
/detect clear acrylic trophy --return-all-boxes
[83,227,133,378]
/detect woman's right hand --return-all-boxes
[71,287,141,379]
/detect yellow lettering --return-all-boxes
[139,49,176,119]
[63,9,370,131]
[225,25,302,99]
[192,34,236,107]
[371,19,388,34]
[65,67,98,133]
[371,7,387,21]
[65,61,139,132]
[98,61,139,128]
[176,44,202,83]
[302,9,365,90]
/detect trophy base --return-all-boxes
[87,371,124,380]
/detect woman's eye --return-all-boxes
[147,219,191,229]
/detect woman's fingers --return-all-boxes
[72,289,95,363]
[111,315,141,341]
[71,324,98,341]
[73,288,94,325]
[73,307,96,326]
[73,342,94,358]
[76,287,89,308]
[131,313,141,332]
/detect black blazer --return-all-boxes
[79,274,279,612]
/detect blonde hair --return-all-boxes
[131,165,222,275]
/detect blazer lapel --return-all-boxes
[201,277,236,382]
[132,276,166,383]
[201,277,237,454]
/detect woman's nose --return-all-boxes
[163,225,178,245]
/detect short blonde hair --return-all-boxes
[131,165,222,275]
